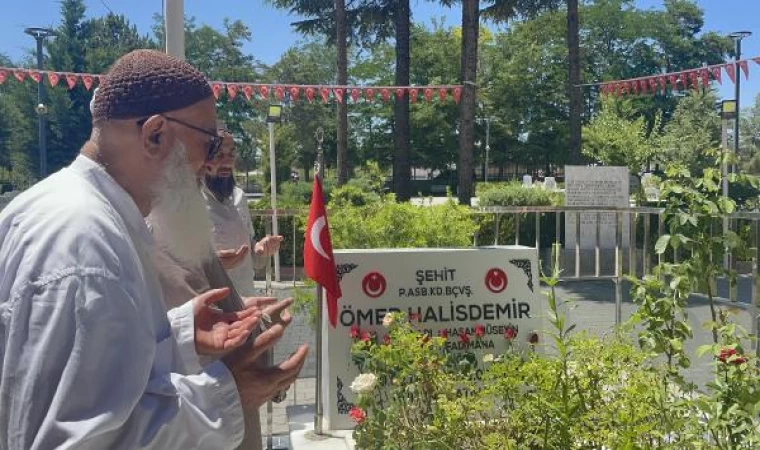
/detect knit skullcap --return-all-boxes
[93,49,213,121]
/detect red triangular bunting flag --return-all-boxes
[306,87,315,102]
[711,66,722,84]
[364,88,375,102]
[395,88,404,100]
[700,69,709,88]
[29,72,42,83]
[290,86,300,102]
[242,85,253,100]
[320,87,330,103]
[423,88,433,102]
[225,84,237,99]
[658,76,667,94]
[726,64,736,84]
[739,60,749,80]
[82,75,94,91]
[689,71,699,89]
[66,74,78,89]
[0,70,6,85]
[668,74,678,89]
[631,80,639,94]
[13,70,27,82]
[333,88,344,104]
[753,57,760,66]
[350,88,360,103]
[409,88,419,103]
[48,72,60,87]
[259,85,270,99]
[648,78,658,93]
[275,86,284,101]
[304,174,342,328]
[381,88,390,102]
[679,73,688,90]
[211,83,223,99]
[453,87,461,104]
[438,88,447,102]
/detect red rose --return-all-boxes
[439,329,449,338]
[349,406,366,424]
[504,327,517,341]
[718,348,737,363]
[474,324,486,338]
[459,331,470,344]
[360,331,372,342]
[409,312,421,322]
[350,325,360,339]
[528,332,539,345]
[383,335,391,345]
[718,348,747,365]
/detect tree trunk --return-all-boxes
[567,0,582,164]
[336,0,349,185]
[458,0,479,206]
[393,0,411,201]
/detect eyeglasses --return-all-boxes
[137,116,223,161]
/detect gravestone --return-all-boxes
[320,246,542,431]
[522,175,533,187]
[564,166,629,249]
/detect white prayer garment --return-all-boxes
[0,155,244,449]
[203,186,257,296]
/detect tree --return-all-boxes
[658,91,721,172]
[583,97,662,173]
[566,0,582,163]
[335,0,349,185]
[454,0,480,205]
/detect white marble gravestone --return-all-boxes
[564,166,630,249]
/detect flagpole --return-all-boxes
[314,127,325,435]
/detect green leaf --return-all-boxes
[655,235,671,254]
[696,344,713,358]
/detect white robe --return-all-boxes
[0,155,244,449]
[203,186,256,297]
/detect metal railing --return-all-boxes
[250,205,760,355]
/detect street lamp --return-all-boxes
[24,27,55,179]
[266,104,282,282]
[729,31,752,167]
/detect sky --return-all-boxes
[0,0,758,106]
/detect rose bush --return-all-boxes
[347,242,760,449]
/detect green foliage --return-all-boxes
[628,151,760,447]
[330,198,476,250]
[477,182,563,207]
[350,247,698,449]
[658,90,722,172]
[583,96,662,172]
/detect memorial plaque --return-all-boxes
[321,246,542,431]
[564,166,629,249]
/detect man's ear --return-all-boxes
[140,115,175,159]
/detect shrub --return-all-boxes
[478,182,563,207]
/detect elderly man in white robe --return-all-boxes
[0,50,308,449]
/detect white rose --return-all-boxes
[350,373,378,394]
[382,314,394,327]
[482,353,495,363]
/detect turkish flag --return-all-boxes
[304,175,342,327]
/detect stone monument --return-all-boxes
[564,166,629,249]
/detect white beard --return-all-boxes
[147,142,214,267]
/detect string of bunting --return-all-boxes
[0,66,463,104]
[596,57,760,97]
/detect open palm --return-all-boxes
[193,288,261,356]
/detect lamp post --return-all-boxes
[729,31,752,167]
[266,104,283,282]
[164,0,185,59]
[24,27,55,179]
